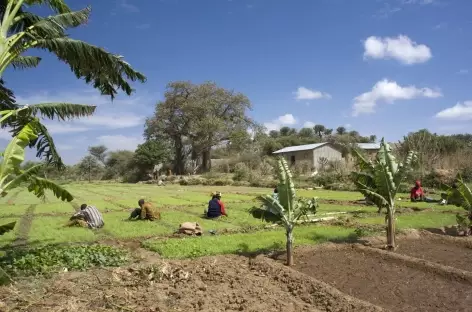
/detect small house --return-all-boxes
[272,142,380,170]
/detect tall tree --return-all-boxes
[133,140,170,179]
[313,124,326,139]
[104,150,134,180]
[88,145,108,164]
[369,135,377,143]
[323,128,333,136]
[336,126,347,135]
[145,81,254,173]
[298,127,314,138]
[77,155,101,182]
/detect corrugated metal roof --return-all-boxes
[272,143,329,154]
[272,142,381,154]
[356,143,381,150]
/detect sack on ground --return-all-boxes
[178,222,203,236]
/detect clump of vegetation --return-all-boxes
[351,138,416,250]
[257,157,318,266]
[442,176,472,236]
[0,244,128,280]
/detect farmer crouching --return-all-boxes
[66,204,104,229]
[128,199,161,221]
[205,192,227,218]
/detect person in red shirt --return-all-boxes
[206,191,227,218]
[410,180,425,202]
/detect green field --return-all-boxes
[0,183,463,258]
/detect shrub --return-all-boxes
[233,162,250,181]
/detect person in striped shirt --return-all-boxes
[66,204,105,229]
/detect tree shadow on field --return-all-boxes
[235,242,285,259]
[311,232,370,246]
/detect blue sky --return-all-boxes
[1,0,472,164]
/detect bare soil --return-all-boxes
[277,243,472,312]
[394,234,472,272]
[3,233,472,312]
[0,254,383,312]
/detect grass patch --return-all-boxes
[143,225,354,258]
[103,212,171,238]
[35,202,75,214]
[28,217,97,245]
[358,212,457,230]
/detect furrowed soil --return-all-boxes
[393,234,472,272]
[0,254,384,312]
[278,243,472,312]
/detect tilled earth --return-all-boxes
[2,232,472,312]
[0,254,382,312]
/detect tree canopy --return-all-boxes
[145,81,255,174]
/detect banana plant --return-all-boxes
[351,138,416,250]
[442,176,472,235]
[0,118,73,235]
[0,0,145,99]
[257,157,318,266]
[1,103,96,169]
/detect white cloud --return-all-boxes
[118,0,139,12]
[457,69,469,75]
[78,114,144,129]
[435,101,472,120]
[352,79,442,116]
[45,123,90,134]
[303,121,315,128]
[263,114,297,132]
[363,35,432,65]
[294,87,331,100]
[345,123,352,129]
[97,135,144,151]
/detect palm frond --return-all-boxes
[33,37,146,99]
[0,221,16,235]
[26,175,73,201]
[24,0,72,13]
[21,7,90,39]
[17,103,96,121]
[10,55,41,70]
[257,194,289,225]
[351,147,375,172]
[3,163,43,192]
[0,120,38,185]
[455,178,472,212]
[0,79,17,110]
[2,104,96,168]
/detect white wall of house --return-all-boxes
[312,144,343,169]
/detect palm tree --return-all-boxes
[350,139,416,250]
[0,1,145,99]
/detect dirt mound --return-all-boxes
[0,254,383,312]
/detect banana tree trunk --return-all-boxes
[386,206,396,250]
[286,227,294,266]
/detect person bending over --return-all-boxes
[66,204,104,229]
[206,192,227,219]
[129,199,161,221]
